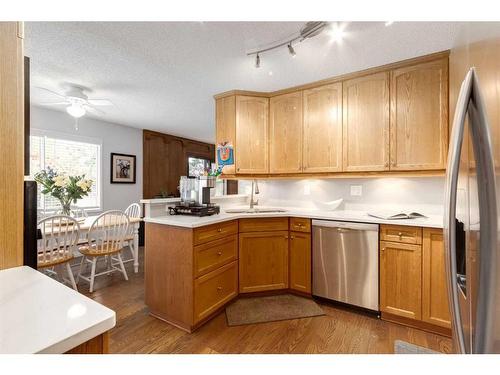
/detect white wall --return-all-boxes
[31,106,143,212]
[239,177,445,215]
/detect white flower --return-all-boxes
[53,175,66,187]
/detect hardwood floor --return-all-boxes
[82,248,453,354]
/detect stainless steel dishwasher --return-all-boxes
[312,220,379,312]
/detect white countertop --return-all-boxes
[143,207,443,229]
[0,266,116,354]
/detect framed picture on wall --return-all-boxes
[110,153,136,184]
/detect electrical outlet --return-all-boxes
[350,185,362,196]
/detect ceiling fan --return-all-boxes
[36,85,113,129]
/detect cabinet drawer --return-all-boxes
[239,217,289,232]
[290,217,311,233]
[194,234,238,277]
[380,225,422,245]
[193,220,238,245]
[194,261,238,323]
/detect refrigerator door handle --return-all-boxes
[468,68,498,354]
[444,68,473,354]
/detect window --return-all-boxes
[30,130,102,210]
[188,156,212,177]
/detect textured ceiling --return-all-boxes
[26,21,469,143]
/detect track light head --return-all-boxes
[255,54,261,68]
[287,43,296,57]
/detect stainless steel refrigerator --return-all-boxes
[445,27,500,353]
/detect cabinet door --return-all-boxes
[289,232,311,293]
[343,72,390,171]
[422,228,451,328]
[390,58,448,170]
[380,240,422,320]
[303,83,343,172]
[269,92,303,173]
[235,96,269,174]
[215,96,236,175]
[239,231,289,293]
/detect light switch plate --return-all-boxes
[350,185,362,196]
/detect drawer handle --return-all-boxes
[217,228,222,233]
[217,251,223,256]
[217,286,223,291]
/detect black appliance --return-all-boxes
[168,202,220,217]
[23,180,38,269]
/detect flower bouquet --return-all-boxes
[34,167,93,217]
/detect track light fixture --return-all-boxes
[247,21,329,68]
[255,53,261,68]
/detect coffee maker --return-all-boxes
[168,176,220,216]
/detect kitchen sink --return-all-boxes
[225,207,288,214]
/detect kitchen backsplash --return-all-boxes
[238,177,445,215]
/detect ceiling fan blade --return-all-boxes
[87,99,113,106]
[34,87,66,99]
[84,105,105,115]
[39,101,68,106]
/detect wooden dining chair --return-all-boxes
[37,215,81,290]
[123,203,141,264]
[76,210,130,293]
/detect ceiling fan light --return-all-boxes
[66,104,85,118]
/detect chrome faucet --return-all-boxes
[249,179,259,209]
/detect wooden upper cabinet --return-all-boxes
[343,72,390,171]
[235,96,269,174]
[390,58,449,170]
[302,83,343,173]
[269,92,303,173]
[215,96,236,175]
[380,240,422,320]
[422,228,451,328]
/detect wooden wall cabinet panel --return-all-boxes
[235,96,269,174]
[380,240,422,320]
[302,83,343,173]
[143,130,214,199]
[269,91,303,173]
[390,58,449,170]
[215,96,236,175]
[0,22,24,270]
[239,231,289,293]
[422,228,451,328]
[343,72,390,171]
[289,232,311,294]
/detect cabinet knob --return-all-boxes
[398,232,403,237]
[217,286,223,291]
[290,235,295,240]
[285,235,289,239]
[217,228,222,233]
[217,251,222,256]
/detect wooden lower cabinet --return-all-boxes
[380,225,451,336]
[422,228,451,328]
[289,231,311,294]
[145,221,238,332]
[65,332,109,354]
[194,261,238,323]
[380,240,422,320]
[239,231,289,293]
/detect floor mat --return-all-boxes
[225,294,325,326]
